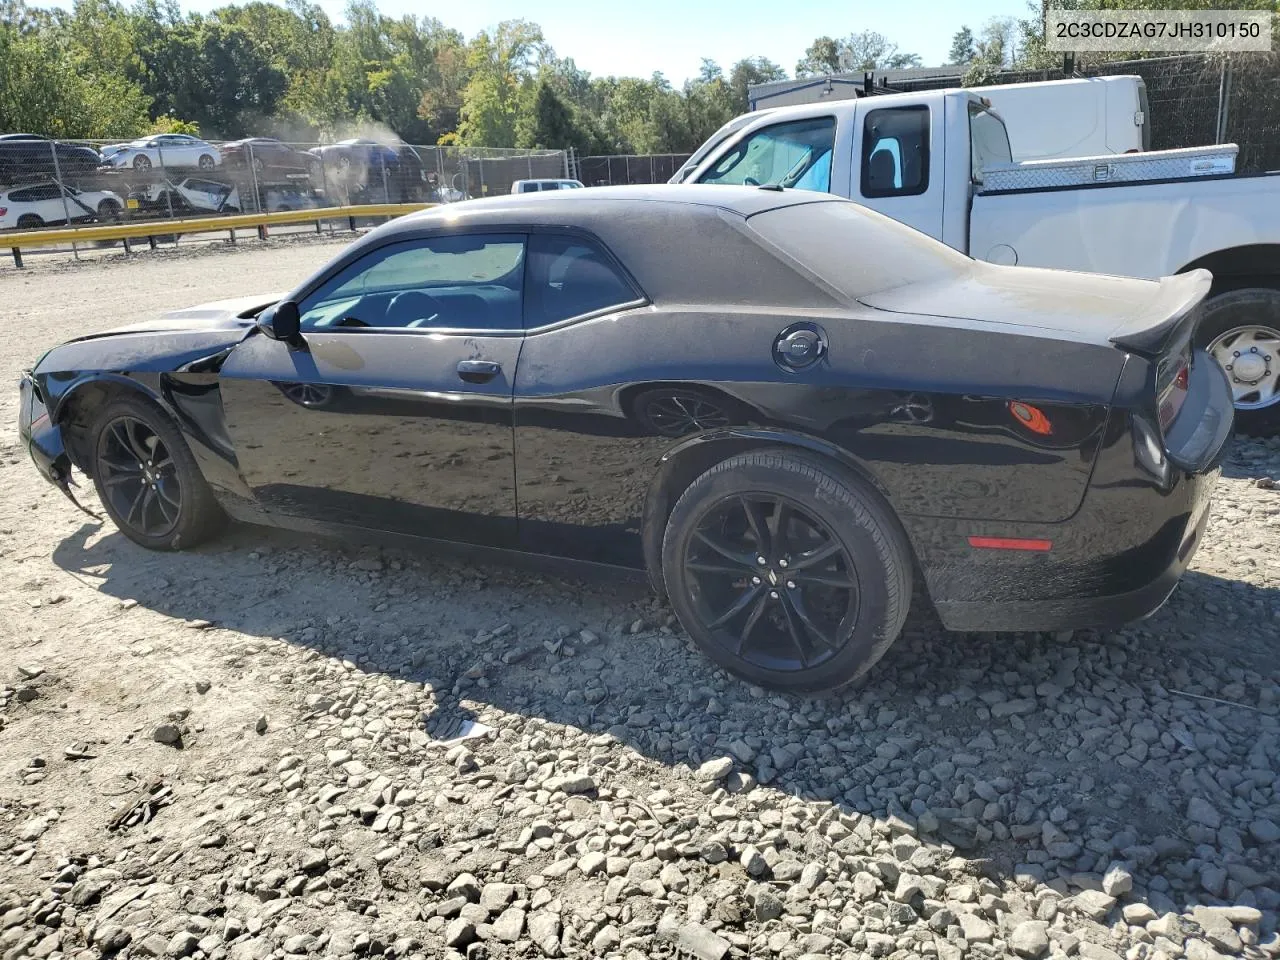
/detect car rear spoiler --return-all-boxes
[1109,269,1212,357]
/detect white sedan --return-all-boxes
[102,134,222,172]
[0,182,124,229]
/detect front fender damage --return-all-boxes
[21,380,102,521]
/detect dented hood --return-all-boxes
[65,293,285,343]
[35,293,285,375]
[859,264,1210,354]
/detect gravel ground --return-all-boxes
[0,238,1278,960]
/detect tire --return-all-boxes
[198,154,216,171]
[132,154,152,171]
[88,394,225,550]
[628,386,738,438]
[1195,287,1280,435]
[97,200,122,222]
[661,450,912,693]
[16,214,43,229]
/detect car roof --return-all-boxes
[401,184,830,229]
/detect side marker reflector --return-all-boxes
[968,536,1052,551]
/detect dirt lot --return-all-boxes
[0,239,1278,960]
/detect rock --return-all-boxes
[1073,890,1117,921]
[592,925,620,954]
[739,845,769,877]
[153,723,182,745]
[254,715,268,734]
[491,907,525,943]
[695,757,734,782]
[300,849,327,873]
[1010,920,1050,958]
[959,914,994,942]
[578,851,607,876]
[753,888,784,922]
[479,883,517,914]
[1102,861,1134,896]
[167,932,199,957]
[528,911,561,956]
[658,918,730,960]
[445,919,476,949]
[1123,903,1157,925]
[1250,819,1280,844]
[545,773,595,795]
[852,872,879,900]
[1079,945,1123,960]
[894,874,924,902]
[282,934,316,953]
[1187,797,1222,829]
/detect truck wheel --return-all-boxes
[661,451,912,693]
[1196,288,1280,435]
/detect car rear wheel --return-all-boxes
[97,199,122,222]
[1196,288,1280,435]
[16,214,43,229]
[89,394,225,550]
[132,154,152,171]
[198,154,216,171]
[661,451,912,693]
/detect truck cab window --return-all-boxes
[860,106,929,198]
[697,117,835,192]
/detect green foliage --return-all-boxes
[949,26,976,65]
[795,31,922,77]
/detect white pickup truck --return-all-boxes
[673,90,1280,431]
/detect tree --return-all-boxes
[949,26,976,64]
[976,16,1018,69]
[728,57,786,112]
[795,36,840,77]
[515,78,581,149]
[795,31,921,76]
[455,19,545,146]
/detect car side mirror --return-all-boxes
[257,301,303,348]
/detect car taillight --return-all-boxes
[1157,351,1190,433]
[0,207,7,216]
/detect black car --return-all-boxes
[221,138,317,180]
[17,186,1232,693]
[0,134,103,185]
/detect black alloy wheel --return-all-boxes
[684,493,859,673]
[662,451,912,693]
[95,415,182,539]
[89,394,225,550]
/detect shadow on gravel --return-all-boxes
[54,518,1280,930]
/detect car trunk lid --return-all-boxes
[858,264,1210,355]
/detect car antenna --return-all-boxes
[758,184,784,192]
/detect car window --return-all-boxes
[26,184,61,201]
[8,188,34,202]
[525,234,640,327]
[861,106,929,198]
[697,117,835,193]
[299,235,526,332]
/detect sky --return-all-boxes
[33,0,1034,85]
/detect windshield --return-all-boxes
[669,112,760,183]
[748,200,971,300]
[968,102,1012,183]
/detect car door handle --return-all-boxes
[456,360,502,384]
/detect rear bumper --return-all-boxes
[933,478,1213,632]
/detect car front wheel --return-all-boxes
[90,394,225,550]
[198,154,216,170]
[661,450,912,693]
[132,154,152,171]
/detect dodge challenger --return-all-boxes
[18,185,1234,692]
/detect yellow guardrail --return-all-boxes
[3,202,438,267]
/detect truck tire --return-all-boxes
[1195,288,1280,435]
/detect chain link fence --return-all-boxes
[577,154,692,187]
[0,136,568,235]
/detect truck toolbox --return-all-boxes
[980,144,1238,193]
